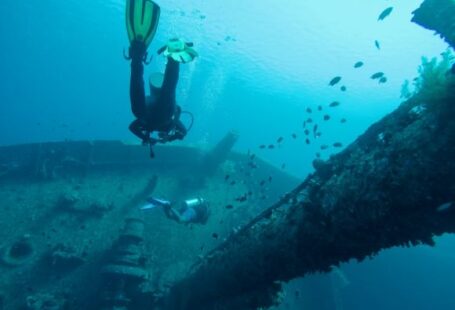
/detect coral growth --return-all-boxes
[401,50,455,101]
[413,50,455,101]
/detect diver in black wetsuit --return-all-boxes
[128,39,197,157]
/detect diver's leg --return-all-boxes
[129,41,147,119]
[158,58,180,107]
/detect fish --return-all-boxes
[340,86,347,92]
[316,152,321,158]
[268,176,273,182]
[436,202,453,212]
[329,101,340,107]
[320,144,329,150]
[260,180,266,186]
[212,233,219,239]
[371,72,384,79]
[315,132,322,138]
[307,118,313,123]
[250,154,256,160]
[318,105,323,111]
[379,77,388,84]
[323,115,331,121]
[375,40,381,50]
[291,133,297,139]
[354,61,364,68]
[305,138,310,145]
[236,195,247,202]
[313,124,318,135]
[268,144,275,149]
[306,107,312,113]
[248,191,253,196]
[230,180,236,186]
[281,163,286,170]
[225,204,234,209]
[304,129,310,136]
[277,137,284,143]
[340,118,347,123]
[329,76,342,86]
[378,7,393,21]
[224,175,230,181]
[333,142,343,148]
[259,144,266,149]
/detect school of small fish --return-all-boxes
[218,6,396,232]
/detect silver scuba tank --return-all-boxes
[181,198,206,209]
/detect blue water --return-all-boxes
[0,0,453,309]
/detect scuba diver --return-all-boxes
[125,0,198,157]
[141,197,210,225]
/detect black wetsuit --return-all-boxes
[129,42,187,143]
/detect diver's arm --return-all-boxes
[168,120,187,141]
[163,205,183,223]
[129,119,150,143]
[164,106,187,141]
[129,41,147,119]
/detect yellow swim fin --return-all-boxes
[126,0,161,48]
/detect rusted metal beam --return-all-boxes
[163,81,455,309]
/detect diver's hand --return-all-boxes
[129,40,147,62]
[142,137,151,146]
[174,131,185,140]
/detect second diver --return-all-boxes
[125,0,198,157]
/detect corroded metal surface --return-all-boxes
[412,0,455,48]
[165,84,455,309]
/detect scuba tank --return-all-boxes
[181,198,206,209]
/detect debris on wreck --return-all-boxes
[48,243,86,272]
[201,131,239,176]
[25,292,68,310]
[98,218,149,309]
[0,235,35,267]
[56,191,81,211]
[56,191,114,217]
